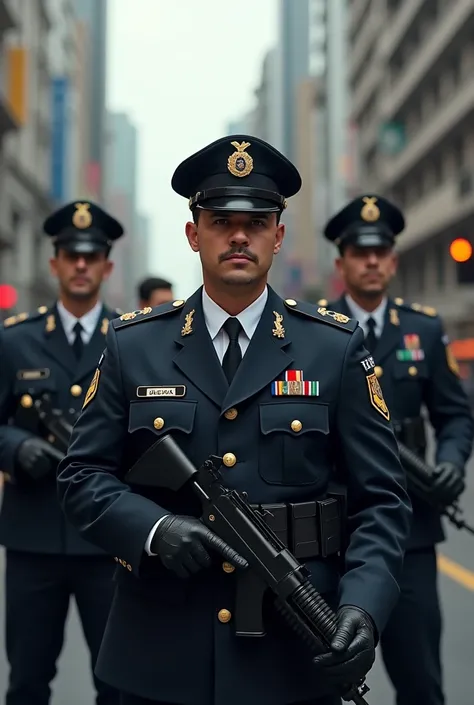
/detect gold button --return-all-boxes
[223,453,237,467]
[285,298,297,306]
[218,608,232,623]
[38,305,48,314]
[172,299,185,307]
[20,394,33,408]
[222,561,235,573]
[70,384,82,397]
[394,297,404,305]
[224,407,238,420]
[153,417,165,430]
[408,366,418,376]
[290,419,302,432]
[374,366,383,378]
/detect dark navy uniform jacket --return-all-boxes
[0,303,120,555]
[57,286,412,705]
[327,295,474,550]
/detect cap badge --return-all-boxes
[360,196,380,222]
[72,203,92,229]
[227,141,253,178]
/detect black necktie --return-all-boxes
[72,321,84,360]
[365,316,377,354]
[222,317,243,384]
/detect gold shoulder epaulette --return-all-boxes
[113,299,186,330]
[397,299,438,317]
[283,298,357,333]
[3,305,51,328]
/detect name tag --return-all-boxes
[17,369,50,380]
[136,385,186,398]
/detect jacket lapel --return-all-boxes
[172,289,229,408]
[374,301,401,364]
[223,287,294,411]
[74,306,112,383]
[332,295,401,364]
[43,304,76,374]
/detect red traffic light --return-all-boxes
[449,238,473,263]
[0,284,18,310]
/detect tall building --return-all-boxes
[0,1,18,148]
[348,0,474,337]
[0,1,56,310]
[72,0,107,201]
[48,0,83,204]
[104,111,151,310]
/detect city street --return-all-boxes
[0,471,472,704]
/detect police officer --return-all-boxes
[0,201,124,705]
[137,276,174,308]
[57,137,412,705]
[322,194,474,705]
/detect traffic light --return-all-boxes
[0,284,18,311]
[450,238,474,284]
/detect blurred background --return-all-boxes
[0,0,474,353]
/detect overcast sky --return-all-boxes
[106,0,278,298]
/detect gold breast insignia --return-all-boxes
[272,311,285,339]
[181,309,195,337]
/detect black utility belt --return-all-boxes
[393,416,426,450]
[250,496,343,560]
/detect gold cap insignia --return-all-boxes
[72,202,92,229]
[360,196,380,223]
[227,141,253,178]
[272,311,285,339]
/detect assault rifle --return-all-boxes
[397,440,474,536]
[126,434,371,705]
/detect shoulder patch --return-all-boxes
[3,308,48,328]
[113,299,186,330]
[283,299,357,333]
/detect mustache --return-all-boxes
[219,247,258,263]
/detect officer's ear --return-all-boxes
[185,220,199,253]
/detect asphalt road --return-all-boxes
[0,466,472,704]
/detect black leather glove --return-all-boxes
[312,606,376,687]
[151,515,248,579]
[15,438,54,480]
[432,462,465,505]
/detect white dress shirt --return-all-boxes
[144,286,268,556]
[56,300,103,344]
[344,294,387,339]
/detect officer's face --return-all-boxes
[185,210,284,287]
[49,250,114,299]
[336,245,398,297]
